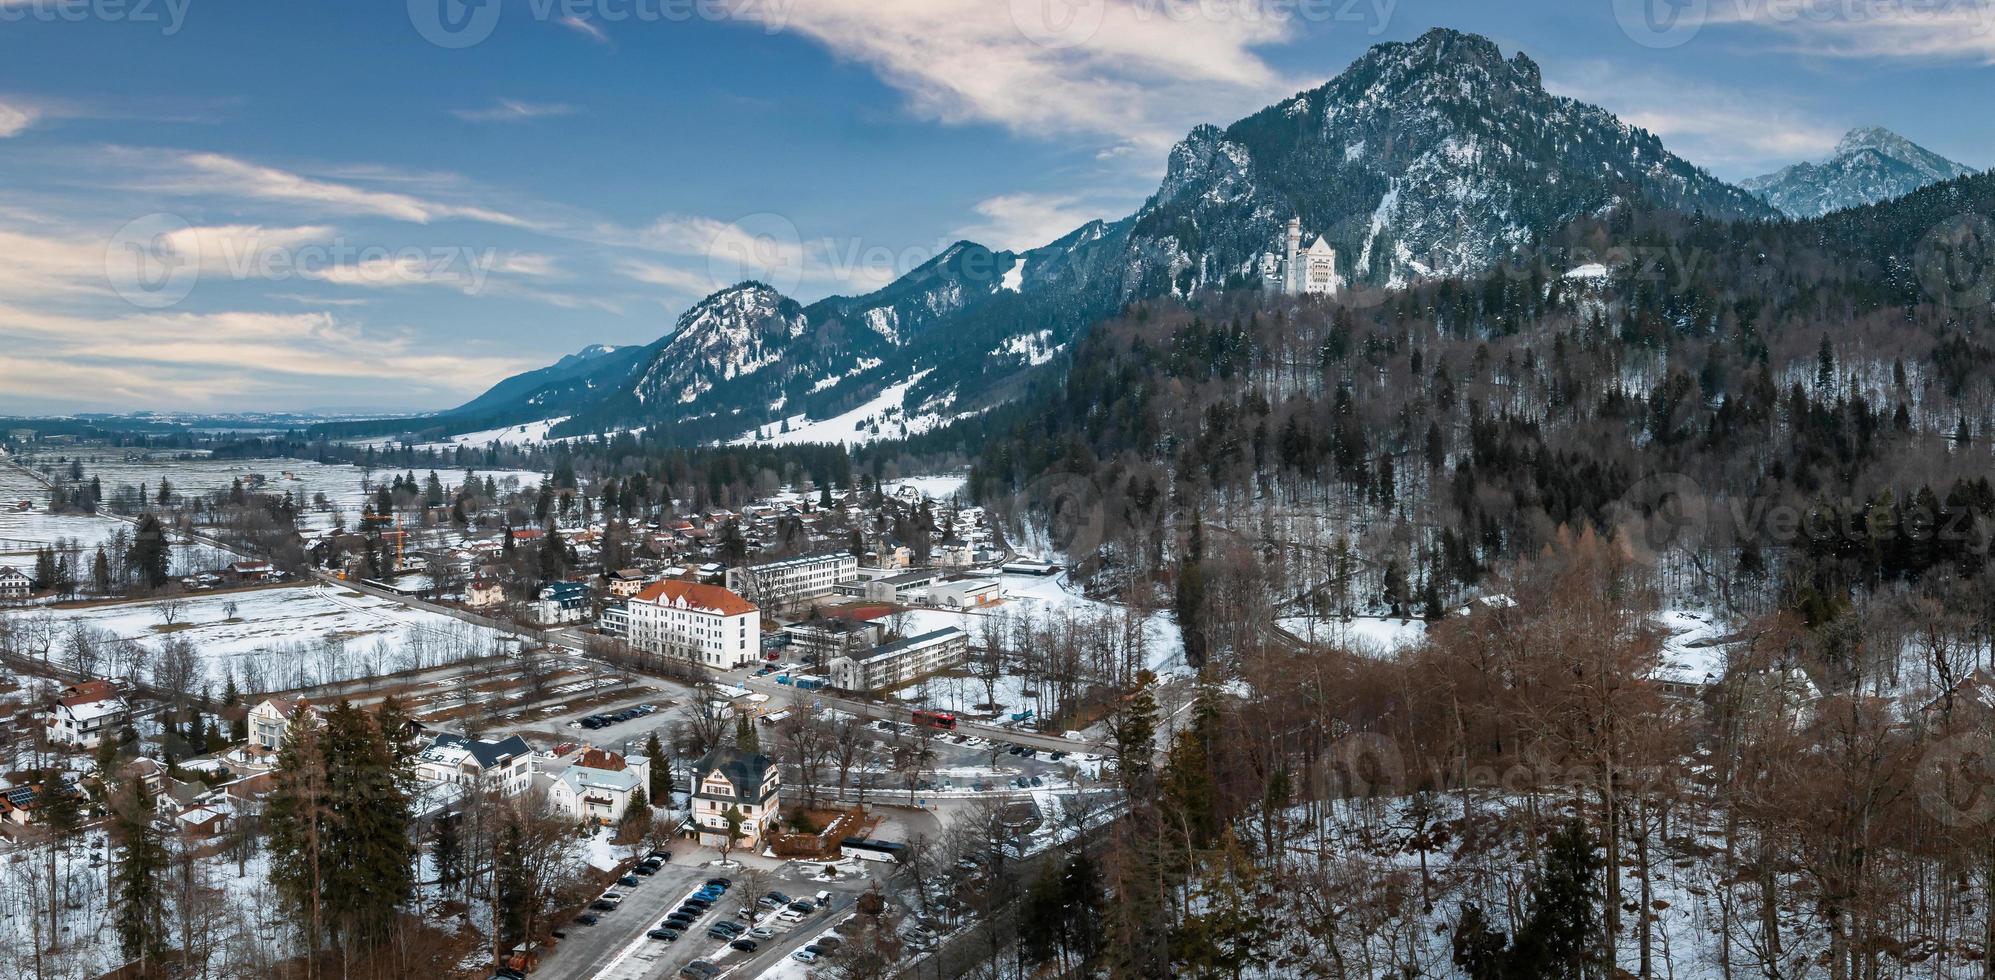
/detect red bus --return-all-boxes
[911,709,958,732]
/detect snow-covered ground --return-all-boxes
[897,572,1186,676]
[732,370,983,447]
[882,475,968,502]
[1277,615,1429,657]
[14,583,521,691]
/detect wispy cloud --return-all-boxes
[1546,60,1842,176]
[559,15,610,45]
[729,0,1320,152]
[955,192,1102,252]
[0,99,35,137]
[154,152,533,227]
[453,99,578,123]
[1708,0,1995,62]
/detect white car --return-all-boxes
[792,950,819,963]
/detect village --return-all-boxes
[0,434,1151,980]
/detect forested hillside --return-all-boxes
[951,172,1995,978]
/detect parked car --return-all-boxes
[792,949,819,963]
[618,875,640,887]
[705,877,732,888]
[573,914,599,926]
[787,901,815,914]
[679,962,721,980]
[633,864,657,876]
[729,939,760,952]
[767,890,792,904]
[588,900,617,912]
[748,926,777,939]
[647,929,679,941]
[814,937,843,952]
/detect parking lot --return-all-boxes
[539,855,874,980]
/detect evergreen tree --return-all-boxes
[1174,515,1210,669]
[433,812,463,899]
[110,775,168,970]
[735,713,760,754]
[645,732,670,801]
[493,818,530,948]
[127,515,171,591]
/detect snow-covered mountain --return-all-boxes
[1743,127,1977,218]
[444,28,1781,446]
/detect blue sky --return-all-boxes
[0,0,1989,414]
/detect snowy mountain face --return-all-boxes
[447,28,1783,445]
[1742,127,1977,219]
[1122,29,1774,292]
[630,282,809,406]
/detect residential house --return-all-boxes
[415,733,537,798]
[44,679,129,749]
[606,568,650,598]
[826,627,971,693]
[465,576,506,610]
[0,565,29,601]
[247,697,318,751]
[689,746,781,850]
[544,745,653,824]
[532,581,592,625]
[627,580,759,669]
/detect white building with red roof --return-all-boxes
[45,679,129,749]
[627,580,759,668]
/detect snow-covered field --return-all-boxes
[898,572,1186,676]
[16,584,521,691]
[0,463,236,576]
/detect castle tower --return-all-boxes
[1283,218,1303,296]
[1303,236,1339,295]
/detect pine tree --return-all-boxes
[110,774,168,971]
[645,732,670,801]
[1174,515,1209,669]
[434,812,463,899]
[127,515,171,591]
[736,713,759,754]
[493,819,530,948]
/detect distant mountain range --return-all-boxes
[1743,127,1977,219]
[389,30,1970,450]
